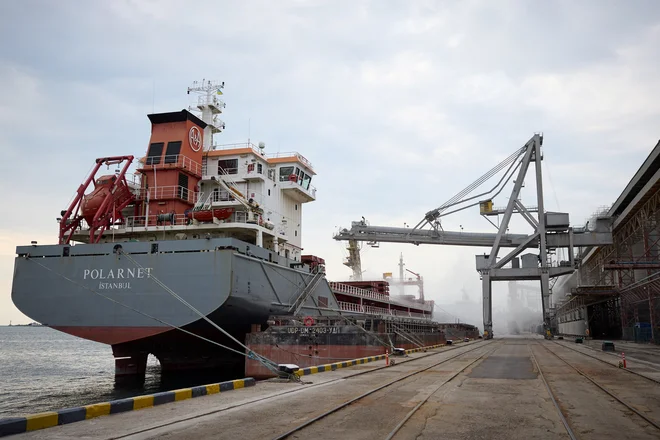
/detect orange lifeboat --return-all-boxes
[81,175,131,225]
[186,208,234,222]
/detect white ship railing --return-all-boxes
[213,142,267,155]
[124,214,190,228]
[364,305,390,315]
[197,94,225,110]
[331,282,432,312]
[329,282,387,301]
[337,301,365,313]
[142,155,203,176]
[266,151,314,170]
[336,302,431,320]
[390,297,434,312]
[118,212,267,230]
[210,143,314,170]
[137,185,198,204]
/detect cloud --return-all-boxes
[1,1,659,327]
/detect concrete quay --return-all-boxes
[5,337,660,440]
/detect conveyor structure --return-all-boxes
[334,134,614,338]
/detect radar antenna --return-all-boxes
[187,79,226,151]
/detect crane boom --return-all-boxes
[333,134,614,339]
[334,221,612,248]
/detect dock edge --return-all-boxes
[294,343,447,376]
[0,377,255,437]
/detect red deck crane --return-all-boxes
[58,156,135,245]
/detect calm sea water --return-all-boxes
[0,326,237,417]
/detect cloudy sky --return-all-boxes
[1,0,659,326]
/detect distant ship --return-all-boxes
[11,80,477,379]
[8,321,45,327]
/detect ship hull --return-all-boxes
[12,238,338,376]
[244,317,477,378]
[12,237,479,379]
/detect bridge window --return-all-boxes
[218,159,238,175]
[164,141,182,164]
[279,166,295,181]
[257,163,263,174]
[302,173,312,190]
[146,142,164,165]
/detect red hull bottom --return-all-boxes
[51,326,168,345]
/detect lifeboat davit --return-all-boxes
[187,208,234,222]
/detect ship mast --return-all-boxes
[187,79,226,150]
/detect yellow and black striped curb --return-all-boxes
[0,378,254,437]
[295,342,451,376]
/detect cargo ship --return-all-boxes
[11,80,478,379]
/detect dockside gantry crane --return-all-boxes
[334,134,614,338]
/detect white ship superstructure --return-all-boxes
[68,80,316,263]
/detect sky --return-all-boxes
[1,0,659,327]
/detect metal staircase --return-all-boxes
[288,271,325,315]
[391,322,425,347]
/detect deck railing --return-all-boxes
[329,282,387,301]
[142,155,203,176]
[337,301,365,313]
[136,185,198,204]
[331,282,431,313]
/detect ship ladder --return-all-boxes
[391,323,426,349]
[288,271,325,315]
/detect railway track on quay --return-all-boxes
[102,340,492,440]
[532,341,660,439]
[271,340,498,440]
[551,340,660,385]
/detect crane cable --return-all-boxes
[415,146,527,230]
[440,146,526,210]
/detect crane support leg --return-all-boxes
[541,271,551,336]
[482,273,493,339]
